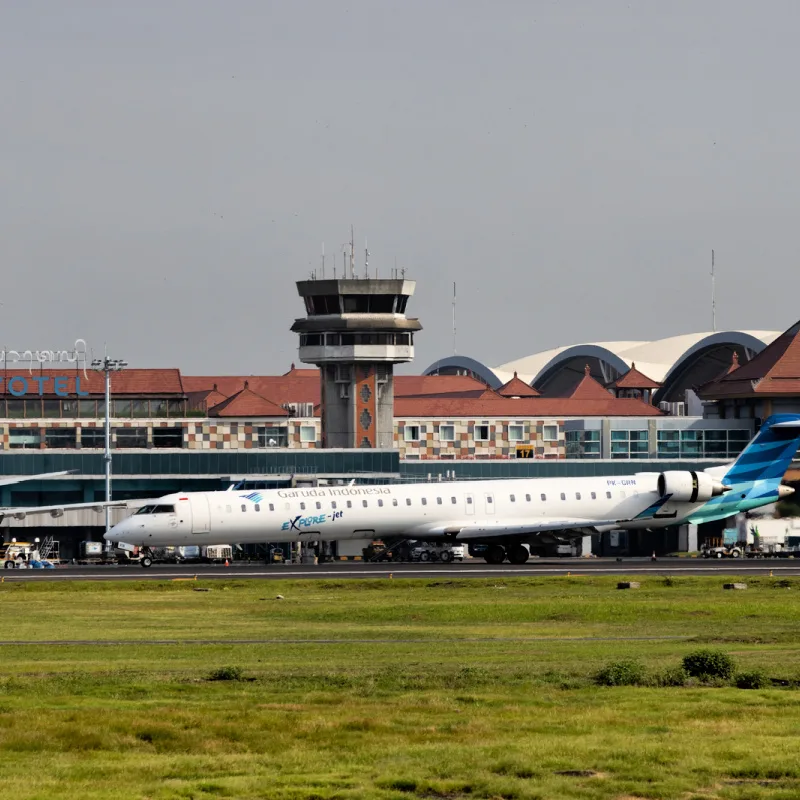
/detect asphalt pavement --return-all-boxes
[3,557,800,582]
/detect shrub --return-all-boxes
[657,666,688,687]
[736,670,769,690]
[682,649,736,681]
[594,659,647,686]
[207,666,243,682]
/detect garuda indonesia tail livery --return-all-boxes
[105,415,800,567]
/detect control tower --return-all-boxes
[291,278,422,448]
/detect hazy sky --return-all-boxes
[2,1,799,375]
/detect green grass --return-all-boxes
[0,575,799,798]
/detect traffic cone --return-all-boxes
[224,559,229,567]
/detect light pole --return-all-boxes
[91,356,127,542]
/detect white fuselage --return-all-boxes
[107,472,705,548]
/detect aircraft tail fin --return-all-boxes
[721,414,800,485]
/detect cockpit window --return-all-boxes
[134,504,174,515]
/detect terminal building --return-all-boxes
[1,270,799,560]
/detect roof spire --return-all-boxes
[244,379,249,390]
[732,351,739,366]
[584,364,591,376]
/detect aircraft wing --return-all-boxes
[0,470,78,487]
[0,500,129,522]
[423,519,625,540]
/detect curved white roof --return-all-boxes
[493,330,781,386]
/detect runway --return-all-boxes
[3,557,800,582]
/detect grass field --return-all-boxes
[1,574,800,799]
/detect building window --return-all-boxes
[542,424,558,442]
[45,428,76,448]
[256,427,288,447]
[508,424,524,441]
[404,425,420,442]
[610,429,649,459]
[114,428,147,448]
[565,430,601,459]
[9,429,41,449]
[77,400,97,418]
[112,400,131,418]
[80,429,105,448]
[475,424,491,441]
[439,424,455,441]
[299,426,316,443]
[152,427,183,448]
[42,400,61,419]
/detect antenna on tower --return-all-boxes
[452,281,457,355]
[365,238,369,279]
[350,225,355,279]
[711,249,716,332]
[321,242,325,279]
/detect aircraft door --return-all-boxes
[465,493,475,515]
[484,493,495,516]
[190,495,211,534]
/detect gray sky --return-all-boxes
[2,0,799,376]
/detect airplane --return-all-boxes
[104,414,800,567]
[0,470,128,522]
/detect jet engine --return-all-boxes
[657,471,730,503]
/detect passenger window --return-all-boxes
[421,498,427,506]
[576,493,581,500]
[378,499,384,507]
[436,497,442,505]
[526,494,531,502]
[316,501,322,510]
[406,498,412,506]
[510,494,515,502]
[331,501,337,509]
[560,493,566,501]
[241,505,246,512]
[347,500,352,508]
[255,504,260,512]
[591,492,596,500]
[300,502,306,510]
[269,503,274,511]
[451,497,456,504]
[540,494,546,501]
[487,496,493,504]
[362,500,368,507]
[393,498,398,506]
[466,496,473,504]
[606,491,612,499]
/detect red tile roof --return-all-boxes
[497,372,541,398]
[559,365,615,400]
[209,385,289,418]
[608,362,662,390]
[395,374,489,396]
[183,375,320,405]
[699,320,800,398]
[0,368,184,396]
[394,395,660,418]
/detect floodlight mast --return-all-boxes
[91,356,127,541]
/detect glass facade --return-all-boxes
[0,397,188,419]
[610,429,649,459]
[565,430,601,458]
[657,429,750,459]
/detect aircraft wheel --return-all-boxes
[419,552,430,562]
[715,551,723,559]
[731,549,741,558]
[3,561,13,569]
[507,544,530,565]
[484,545,506,565]
[140,556,153,568]
[439,550,453,563]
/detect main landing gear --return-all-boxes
[482,544,530,565]
[140,548,153,568]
